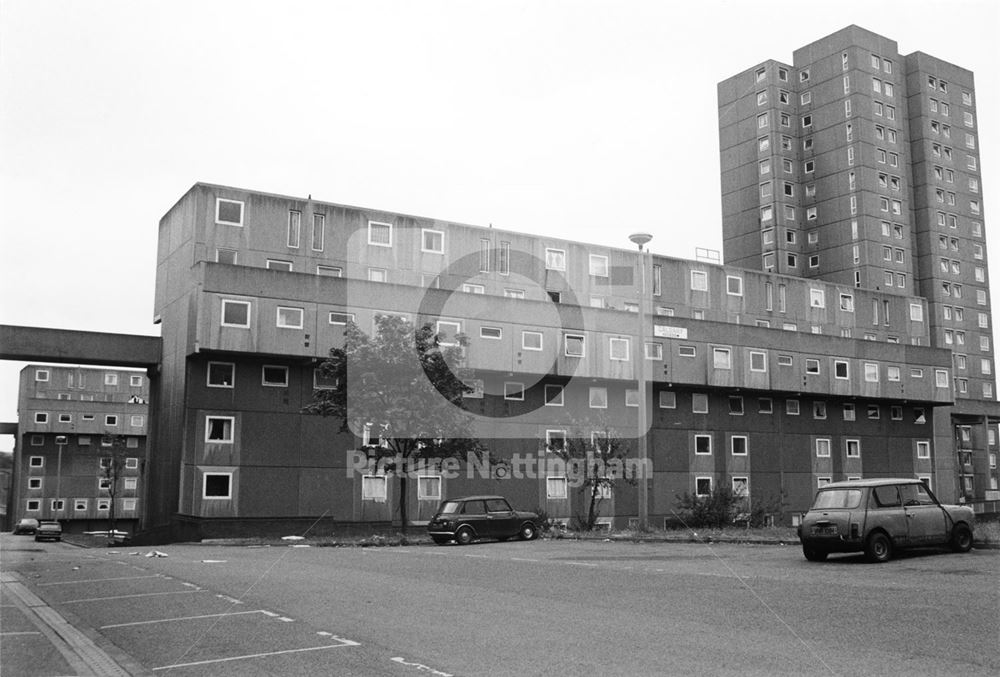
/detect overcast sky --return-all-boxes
[1,0,998,453]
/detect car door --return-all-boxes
[461,500,488,536]
[485,498,518,538]
[869,485,908,545]
[899,483,947,545]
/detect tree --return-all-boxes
[304,314,485,532]
[100,434,128,542]
[546,419,638,531]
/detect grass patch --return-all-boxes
[975,519,1000,545]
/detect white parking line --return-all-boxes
[100,610,273,629]
[1,631,42,636]
[61,590,206,604]
[391,656,454,676]
[151,639,360,670]
[37,575,162,586]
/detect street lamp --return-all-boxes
[629,232,652,531]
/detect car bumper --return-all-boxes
[799,535,863,553]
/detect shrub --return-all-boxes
[674,487,786,529]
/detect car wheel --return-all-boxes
[455,527,474,546]
[802,546,828,562]
[865,532,893,563]
[519,523,537,541]
[950,524,973,553]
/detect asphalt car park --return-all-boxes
[2,533,997,676]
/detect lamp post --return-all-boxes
[55,435,68,522]
[629,232,652,531]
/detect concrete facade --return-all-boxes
[10,365,150,534]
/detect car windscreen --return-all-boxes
[438,501,462,515]
[812,489,863,509]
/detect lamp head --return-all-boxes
[629,232,653,249]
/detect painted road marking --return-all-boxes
[151,638,361,670]
[391,656,454,676]
[1,631,42,636]
[37,574,162,586]
[216,594,244,604]
[100,610,274,629]
[61,590,206,604]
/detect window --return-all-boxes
[625,389,640,408]
[35,369,50,382]
[435,320,462,346]
[287,210,301,248]
[205,416,234,443]
[34,412,49,424]
[480,326,502,340]
[216,198,244,226]
[126,457,139,469]
[29,456,44,468]
[690,270,708,292]
[749,351,766,372]
[544,384,564,407]
[417,475,442,501]
[546,477,568,499]
[645,342,663,360]
[317,265,343,277]
[221,300,251,327]
[713,347,732,370]
[202,472,233,499]
[462,283,485,294]
[786,399,800,415]
[695,435,712,455]
[588,254,609,278]
[497,241,510,275]
[589,387,608,409]
[609,337,630,361]
[564,334,585,357]
[129,415,144,428]
[729,396,744,415]
[867,405,880,420]
[846,440,861,458]
[659,391,676,409]
[368,268,388,283]
[802,115,812,128]
[692,393,709,414]
[105,414,118,426]
[503,382,524,401]
[421,229,444,254]
[368,221,392,247]
[276,306,304,329]
[522,331,543,351]
[262,365,288,387]
[545,248,566,271]
[329,311,355,325]
[695,477,713,497]
[816,438,831,457]
[757,113,769,129]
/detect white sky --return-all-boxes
[1,0,998,452]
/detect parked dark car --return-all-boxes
[13,518,39,535]
[34,521,62,542]
[798,478,975,563]
[428,496,539,545]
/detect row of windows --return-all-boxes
[26,455,140,468]
[30,413,143,428]
[34,369,144,388]
[24,498,137,513]
[27,476,139,492]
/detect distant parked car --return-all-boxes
[427,496,539,545]
[798,478,974,563]
[13,518,39,535]
[34,521,62,542]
